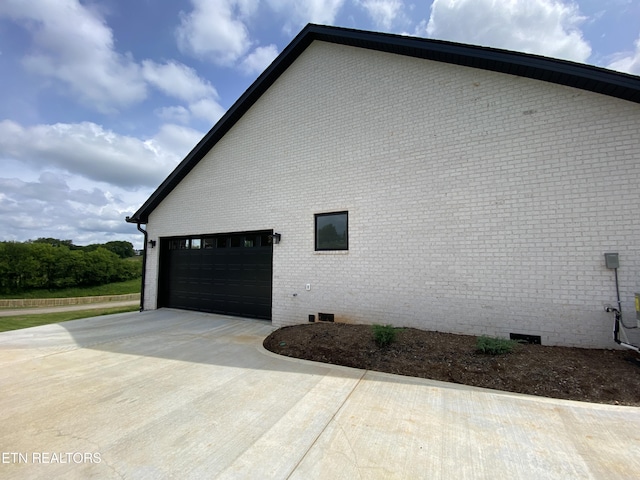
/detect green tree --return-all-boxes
[0,239,141,294]
[81,248,119,286]
[31,238,76,248]
[0,242,39,292]
[51,247,82,288]
[28,242,57,289]
[114,257,142,282]
[103,241,135,258]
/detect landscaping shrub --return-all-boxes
[372,324,398,347]
[475,335,519,355]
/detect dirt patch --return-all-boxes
[263,323,640,406]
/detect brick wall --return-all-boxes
[144,41,640,348]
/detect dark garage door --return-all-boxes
[158,231,273,320]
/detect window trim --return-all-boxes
[315,211,349,251]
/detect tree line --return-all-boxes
[0,238,141,294]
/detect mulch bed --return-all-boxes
[264,322,640,406]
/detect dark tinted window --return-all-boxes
[315,212,348,251]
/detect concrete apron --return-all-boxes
[0,310,638,479]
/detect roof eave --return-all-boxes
[126,23,640,224]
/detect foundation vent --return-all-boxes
[318,313,334,322]
[509,333,541,345]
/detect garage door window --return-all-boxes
[216,237,227,248]
[230,235,243,248]
[169,235,276,250]
[169,239,190,250]
[260,234,272,246]
[315,211,348,251]
[244,235,256,247]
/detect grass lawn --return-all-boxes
[0,278,141,300]
[0,305,139,333]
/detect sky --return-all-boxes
[1,0,639,249]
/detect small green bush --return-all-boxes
[475,335,519,355]
[372,324,397,347]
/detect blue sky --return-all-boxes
[1,0,639,249]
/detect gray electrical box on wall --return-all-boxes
[604,253,619,269]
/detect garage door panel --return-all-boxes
[159,231,273,319]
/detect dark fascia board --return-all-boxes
[127,24,640,224]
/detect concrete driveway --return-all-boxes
[0,310,639,479]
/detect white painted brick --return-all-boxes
[143,41,640,348]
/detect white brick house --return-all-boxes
[127,25,640,348]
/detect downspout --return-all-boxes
[135,222,148,312]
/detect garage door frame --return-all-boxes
[157,230,273,320]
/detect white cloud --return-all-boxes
[156,106,191,124]
[188,98,227,125]
[607,36,640,75]
[0,120,201,189]
[148,124,205,160]
[0,0,147,112]
[141,60,218,102]
[425,0,591,63]
[296,0,347,24]
[266,0,346,30]
[357,0,403,29]
[141,60,227,124]
[0,172,141,245]
[1,1,228,121]
[0,120,204,246]
[0,173,107,207]
[240,44,280,75]
[175,0,346,65]
[176,0,254,65]
[156,100,226,126]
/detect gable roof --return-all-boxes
[127,23,640,224]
